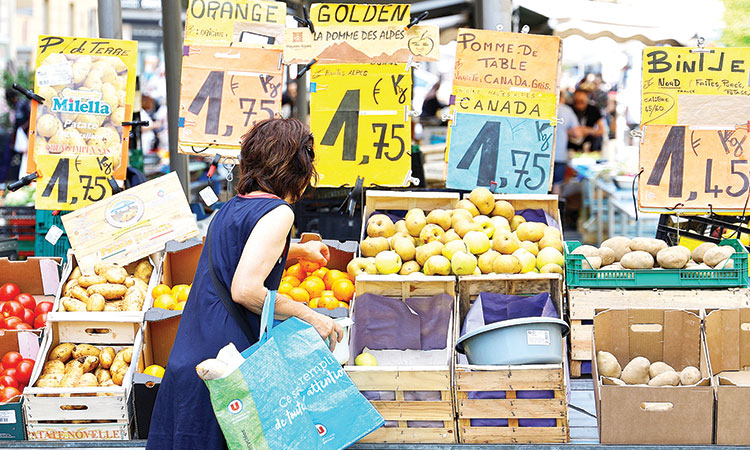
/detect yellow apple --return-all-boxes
[419,223,445,243]
[443,239,469,260]
[450,208,474,228]
[451,251,478,275]
[423,255,451,275]
[367,214,396,238]
[375,250,402,274]
[493,254,522,274]
[455,199,479,217]
[469,187,495,215]
[464,230,491,254]
[492,200,515,220]
[477,250,500,274]
[426,209,452,231]
[360,237,390,257]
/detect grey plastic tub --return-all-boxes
[455,317,570,365]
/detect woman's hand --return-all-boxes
[301,241,330,266]
[306,311,344,350]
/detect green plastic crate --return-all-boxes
[564,239,748,289]
[34,234,70,261]
[35,210,70,235]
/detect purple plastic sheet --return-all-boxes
[350,292,454,428]
[460,291,558,427]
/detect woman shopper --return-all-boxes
[147,118,344,450]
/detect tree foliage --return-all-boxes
[721,0,750,46]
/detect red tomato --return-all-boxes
[1,317,22,329]
[0,284,19,302]
[0,386,21,403]
[14,293,35,311]
[1,301,24,319]
[21,308,34,325]
[0,375,17,389]
[34,301,54,316]
[33,313,47,330]
[0,368,16,380]
[0,352,22,370]
[14,360,33,385]
[14,323,32,330]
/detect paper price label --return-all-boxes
[310,64,411,187]
[184,0,286,46]
[447,113,555,193]
[36,62,74,87]
[639,124,750,211]
[35,154,114,210]
[527,329,551,346]
[199,186,219,206]
[45,225,64,245]
[179,45,282,159]
[0,410,16,424]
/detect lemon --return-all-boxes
[174,301,187,311]
[153,294,177,310]
[143,364,165,378]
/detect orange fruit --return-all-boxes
[331,278,354,302]
[172,284,191,302]
[321,290,334,298]
[326,299,339,310]
[299,259,321,273]
[152,284,171,299]
[300,277,325,299]
[281,276,301,287]
[323,269,348,290]
[311,267,330,280]
[288,287,310,303]
[308,297,320,308]
[286,264,307,281]
[174,301,187,310]
[154,294,177,310]
[317,296,333,309]
[278,281,294,295]
[338,301,349,309]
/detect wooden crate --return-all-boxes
[454,274,569,444]
[347,275,457,443]
[567,288,750,377]
[23,321,143,440]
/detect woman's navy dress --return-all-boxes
[146,194,290,450]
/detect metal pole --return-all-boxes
[478,0,512,31]
[161,0,190,198]
[294,0,310,125]
[97,0,123,39]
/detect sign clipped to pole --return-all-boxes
[28,35,137,210]
[184,0,286,47]
[445,29,561,193]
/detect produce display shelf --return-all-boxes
[564,239,749,289]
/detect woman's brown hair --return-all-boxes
[237,118,317,203]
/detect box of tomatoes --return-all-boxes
[0,330,42,440]
[0,257,61,331]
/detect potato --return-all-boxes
[99,347,115,369]
[97,378,116,396]
[72,344,100,359]
[86,293,106,312]
[609,378,626,386]
[63,279,78,297]
[36,374,63,388]
[680,366,701,385]
[69,285,90,303]
[71,55,92,84]
[656,247,689,269]
[80,356,99,373]
[621,251,655,269]
[111,348,132,386]
[36,114,62,138]
[572,245,599,258]
[630,237,668,257]
[686,263,711,270]
[692,242,717,263]
[122,286,145,312]
[42,360,65,375]
[597,351,622,378]
[717,258,735,269]
[50,343,75,362]
[703,246,735,267]
[620,356,651,385]
[134,260,153,283]
[77,373,98,388]
[60,360,84,387]
[649,362,675,378]
[95,368,112,385]
[63,297,87,312]
[598,247,616,266]
[601,264,623,270]
[77,275,107,288]
[103,266,127,284]
[648,371,680,386]
[87,283,127,300]
[103,302,122,312]
[582,256,602,270]
[601,236,631,261]
[94,126,120,147]
[94,263,115,276]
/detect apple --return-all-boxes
[510,215,526,232]
[360,236,390,257]
[450,208,474,228]
[491,200,515,220]
[375,251,402,275]
[543,226,562,240]
[490,216,511,233]
[405,209,427,237]
[440,229,461,244]
[477,250,500,274]
[538,235,563,252]
[419,224,445,243]
[423,255,451,275]
[443,240,468,260]
[540,263,563,274]
[394,220,409,235]
[517,222,545,242]
[464,230,491,255]
[520,241,540,256]
[393,236,416,262]
[426,209,452,231]
[367,214,396,238]
[512,248,537,274]
[537,247,565,270]
[454,219,482,238]
[407,31,434,57]
[469,187,495,215]
[389,232,415,249]
[355,352,378,366]
[416,240,444,266]
[451,251,477,275]
[399,260,422,275]
[455,199,479,217]
[493,254,522,274]
[473,267,482,275]
[492,230,520,254]
[473,215,495,238]
[347,257,378,278]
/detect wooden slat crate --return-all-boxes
[346,275,457,443]
[567,287,750,377]
[460,193,564,241]
[454,274,568,444]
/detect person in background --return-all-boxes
[3,89,29,181]
[552,96,582,195]
[569,89,606,153]
[420,80,447,126]
[281,80,297,119]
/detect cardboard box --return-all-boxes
[593,309,714,445]
[0,330,41,440]
[0,257,61,305]
[161,238,203,287]
[705,308,750,445]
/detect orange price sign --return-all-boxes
[178,45,282,159]
[639,124,750,212]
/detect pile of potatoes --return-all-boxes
[35,343,133,390]
[572,237,735,270]
[60,259,153,312]
[597,351,703,386]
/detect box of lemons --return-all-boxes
[151,283,191,311]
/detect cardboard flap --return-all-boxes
[0,257,61,295]
[705,308,750,374]
[38,258,61,295]
[716,371,750,386]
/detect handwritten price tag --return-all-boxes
[184,0,286,46]
[639,124,750,211]
[34,154,115,211]
[178,45,282,159]
[446,113,554,193]
[310,64,411,187]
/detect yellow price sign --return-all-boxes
[184,0,286,46]
[310,64,411,187]
[452,86,557,120]
[34,154,115,211]
[641,46,750,126]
